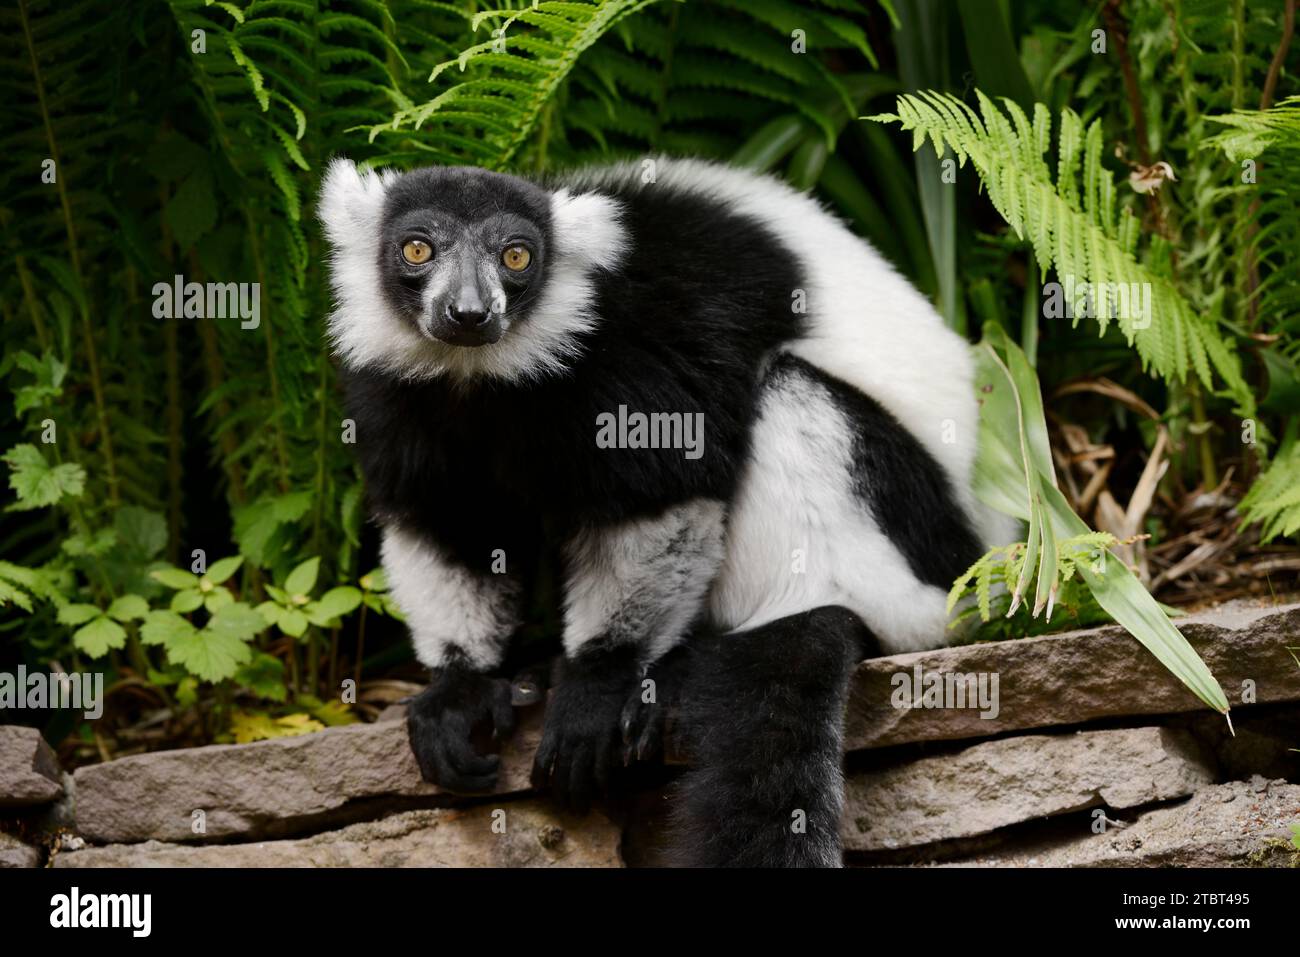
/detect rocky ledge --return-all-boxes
[2,598,1297,868]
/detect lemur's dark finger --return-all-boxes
[530,730,558,790]
[444,735,500,779]
[428,739,498,793]
[635,715,663,762]
[549,736,574,807]
[619,692,640,746]
[593,733,613,793]
[490,679,516,739]
[565,739,595,814]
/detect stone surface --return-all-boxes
[845,601,1300,751]
[842,726,1215,851]
[0,724,63,807]
[0,831,41,868]
[73,708,543,844]
[946,779,1300,867]
[56,801,621,868]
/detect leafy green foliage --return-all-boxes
[871,91,1253,415]
[3,444,86,511]
[949,531,1116,621]
[1239,440,1300,543]
[972,323,1230,714]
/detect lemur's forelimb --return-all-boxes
[531,498,726,810]
[382,524,521,793]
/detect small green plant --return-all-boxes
[947,532,1119,641]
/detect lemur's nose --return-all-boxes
[446,302,489,328]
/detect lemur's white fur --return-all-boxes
[380,525,521,670]
[321,159,627,384]
[708,364,951,652]
[562,499,726,662]
[325,156,1016,665]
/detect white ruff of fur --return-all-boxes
[320,159,627,384]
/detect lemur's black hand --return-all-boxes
[531,642,639,814]
[407,657,515,794]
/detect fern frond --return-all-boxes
[374,0,665,169]
[872,91,1254,416]
[1240,440,1300,542]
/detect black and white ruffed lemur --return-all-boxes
[319,156,1014,867]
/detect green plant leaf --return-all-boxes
[235,652,287,703]
[58,603,101,626]
[166,625,253,683]
[106,594,150,622]
[278,607,309,638]
[206,602,268,643]
[151,567,201,590]
[170,588,204,613]
[140,610,198,648]
[3,444,86,511]
[205,555,244,585]
[310,585,362,621]
[73,616,128,657]
[283,557,321,598]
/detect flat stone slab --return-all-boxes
[845,601,1300,750]
[55,801,620,868]
[946,779,1300,867]
[0,725,63,807]
[843,726,1215,851]
[73,709,542,844]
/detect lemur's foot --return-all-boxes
[530,642,638,814]
[407,658,515,794]
[619,644,688,765]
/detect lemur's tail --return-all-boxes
[669,605,869,867]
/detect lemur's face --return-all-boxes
[320,159,626,384]
[377,167,550,348]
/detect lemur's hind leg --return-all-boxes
[670,605,870,868]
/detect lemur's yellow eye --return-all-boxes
[502,245,531,271]
[402,240,432,264]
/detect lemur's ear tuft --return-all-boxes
[550,188,628,273]
[319,158,392,249]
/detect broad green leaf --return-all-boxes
[205,556,244,585]
[206,602,268,643]
[284,557,321,598]
[140,610,198,648]
[204,587,235,613]
[170,588,204,613]
[166,625,252,682]
[235,652,287,702]
[114,506,167,559]
[107,594,150,622]
[151,567,201,590]
[58,603,101,626]
[311,586,362,621]
[74,616,127,657]
[278,607,309,638]
[3,444,86,510]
